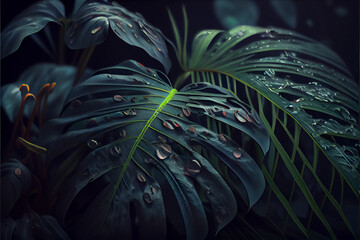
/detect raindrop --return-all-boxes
[133,33,138,38]
[87,139,99,149]
[110,145,121,157]
[91,26,102,34]
[143,192,152,204]
[156,148,169,160]
[222,111,227,116]
[235,110,246,123]
[162,121,174,130]
[127,23,133,28]
[86,118,99,128]
[218,133,227,142]
[130,109,136,115]
[185,159,201,177]
[131,97,136,102]
[147,69,152,73]
[233,148,242,159]
[182,107,191,117]
[14,168,21,178]
[120,129,127,138]
[265,29,278,38]
[157,48,162,52]
[137,172,147,183]
[113,95,125,102]
[160,143,172,153]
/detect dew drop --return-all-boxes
[235,110,246,123]
[156,148,169,160]
[91,26,102,34]
[87,139,99,149]
[137,172,147,183]
[160,143,172,153]
[120,129,127,138]
[233,148,242,159]
[113,95,125,102]
[110,145,121,157]
[14,168,21,178]
[143,192,152,204]
[162,121,174,130]
[157,48,162,52]
[131,97,136,102]
[173,122,180,128]
[222,111,227,117]
[185,159,201,177]
[127,23,133,28]
[133,33,138,38]
[182,107,191,117]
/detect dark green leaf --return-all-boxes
[1,0,65,58]
[39,60,268,239]
[66,1,171,72]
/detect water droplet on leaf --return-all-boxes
[137,172,147,183]
[235,110,246,123]
[156,148,169,160]
[233,148,242,159]
[14,168,21,178]
[182,107,191,117]
[162,121,174,130]
[110,145,121,157]
[87,139,99,149]
[91,26,102,34]
[185,159,201,177]
[113,95,125,102]
[143,192,152,204]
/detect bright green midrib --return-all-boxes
[112,88,178,194]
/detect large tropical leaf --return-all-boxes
[172,23,359,239]
[38,60,269,239]
[65,1,171,72]
[1,0,65,59]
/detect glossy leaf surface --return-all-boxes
[66,1,171,72]
[39,60,268,239]
[1,0,65,58]
[184,25,359,238]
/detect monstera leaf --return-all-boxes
[38,60,269,239]
[65,1,171,72]
[169,16,359,239]
[0,0,65,59]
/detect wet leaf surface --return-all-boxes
[39,60,268,239]
[66,1,171,72]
